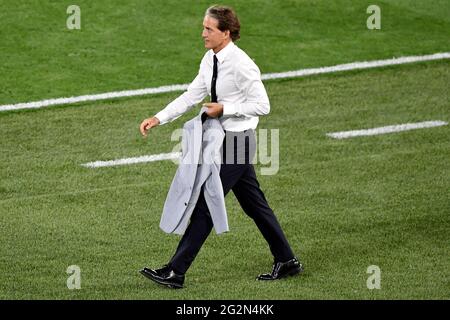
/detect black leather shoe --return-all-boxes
[140,265,185,289]
[257,257,304,281]
[145,264,171,277]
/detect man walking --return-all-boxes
[139,5,303,289]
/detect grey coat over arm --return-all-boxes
[159,108,228,235]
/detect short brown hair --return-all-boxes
[205,5,240,41]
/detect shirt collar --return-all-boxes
[212,41,234,64]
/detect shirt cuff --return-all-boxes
[222,103,240,117]
[154,110,170,125]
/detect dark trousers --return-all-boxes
[169,130,295,274]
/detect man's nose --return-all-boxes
[202,30,207,38]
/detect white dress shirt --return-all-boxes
[154,41,270,132]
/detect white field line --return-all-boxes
[260,52,450,80]
[1,52,449,112]
[327,120,448,139]
[81,152,181,168]
[0,84,189,112]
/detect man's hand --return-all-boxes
[140,116,160,137]
[203,103,223,118]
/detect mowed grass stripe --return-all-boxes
[1,52,449,112]
[1,1,450,106]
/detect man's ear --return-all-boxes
[223,30,230,40]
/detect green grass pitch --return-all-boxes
[0,0,449,299]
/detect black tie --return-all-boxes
[211,55,218,103]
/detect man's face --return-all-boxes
[202,15,229,51]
